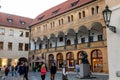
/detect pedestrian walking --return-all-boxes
[24,62,29,80]
[75,63,80,77]
[62,64,68,80]
[11,65,15,76]
[40,63,47,80]
[5,66,10,77]
[18,62,25,80]
[50,62,57,80]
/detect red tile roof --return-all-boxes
[0,12,33,29]
[31,0,94,26]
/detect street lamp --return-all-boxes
[102,5,116,33]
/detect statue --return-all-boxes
[80,52,91,78]
[81,52,89,64]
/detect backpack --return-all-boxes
[19,66,25,75]
[5,67,9,72]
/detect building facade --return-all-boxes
[29,0,108,73]
[105,0,120,80]
[0,12,33,67]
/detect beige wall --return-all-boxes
[0,26,29,67]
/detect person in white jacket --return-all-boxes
[62,64,68,80]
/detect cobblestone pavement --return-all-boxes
[0,71,109,80]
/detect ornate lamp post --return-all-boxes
[102,5,116,33]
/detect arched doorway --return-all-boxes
[48,54,54,69]
[66,52,74,70]
[91,49,103,72]
[77,51,87,65]
[57,53,63,69]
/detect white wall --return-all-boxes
[107,5,120,80]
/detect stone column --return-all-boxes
[64,35,67,49]
[55,37,57,50]
[88,30,90,47]
[74,33,78,49]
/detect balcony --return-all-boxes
[29,40,107,54]
[90,40,107,47]
[66,44,75,50]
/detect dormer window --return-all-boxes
[7,18,13,23]
[71,0,79,7]
[20,21,26,25]
[38,15,45,21]
[52,9,60,15]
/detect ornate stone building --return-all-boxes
[0,12,33,67]
[29,0,108,73]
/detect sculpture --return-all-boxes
[81,52,89,64]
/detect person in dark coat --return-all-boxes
[24,62,29,80]
[50,62,57,80]
[5,66,10,76]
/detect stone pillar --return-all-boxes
[47,39,49,50]
[64,35,67,49]
[55,37,57,50]
[87,30,90,47]
[80,63,90,78]
[74,33,78,49]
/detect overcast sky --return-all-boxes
[0,0,67,19]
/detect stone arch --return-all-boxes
[48,54,54,69]
[56,53,63,69]
[77,51,87,64]
[90,22,103,41]
[77,26,88,43]
[66,52,74,70]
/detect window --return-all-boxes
[96,6,99,13]
[61,19,63,24]
[71,0,79,7]
[50,22,55,29]
[19,31,23,37]
[58,20,61,25]
[81,38,85,43]
[59,19,64,25]
[39,44,42,49]
[79,12,81,19]
[25,44,29,51]
[8,42,12,50]
[91,8,95,15]
[7,18,13,23]
[67,40,71,45]
[89,36,94,42]
[8,29,14,36]
[0,28,5,35]
[0,42,3,50]
[98,35,103,41]
[25,32,29,37]
[20,21,26,25]
[50,43,52,48]
[83,11,85,17]
[71,15,73,21]
[59,37,63,42]
[52,9,60,15]
[19,43,23,51]
[38,15,45,21]
[68,16,70,22]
